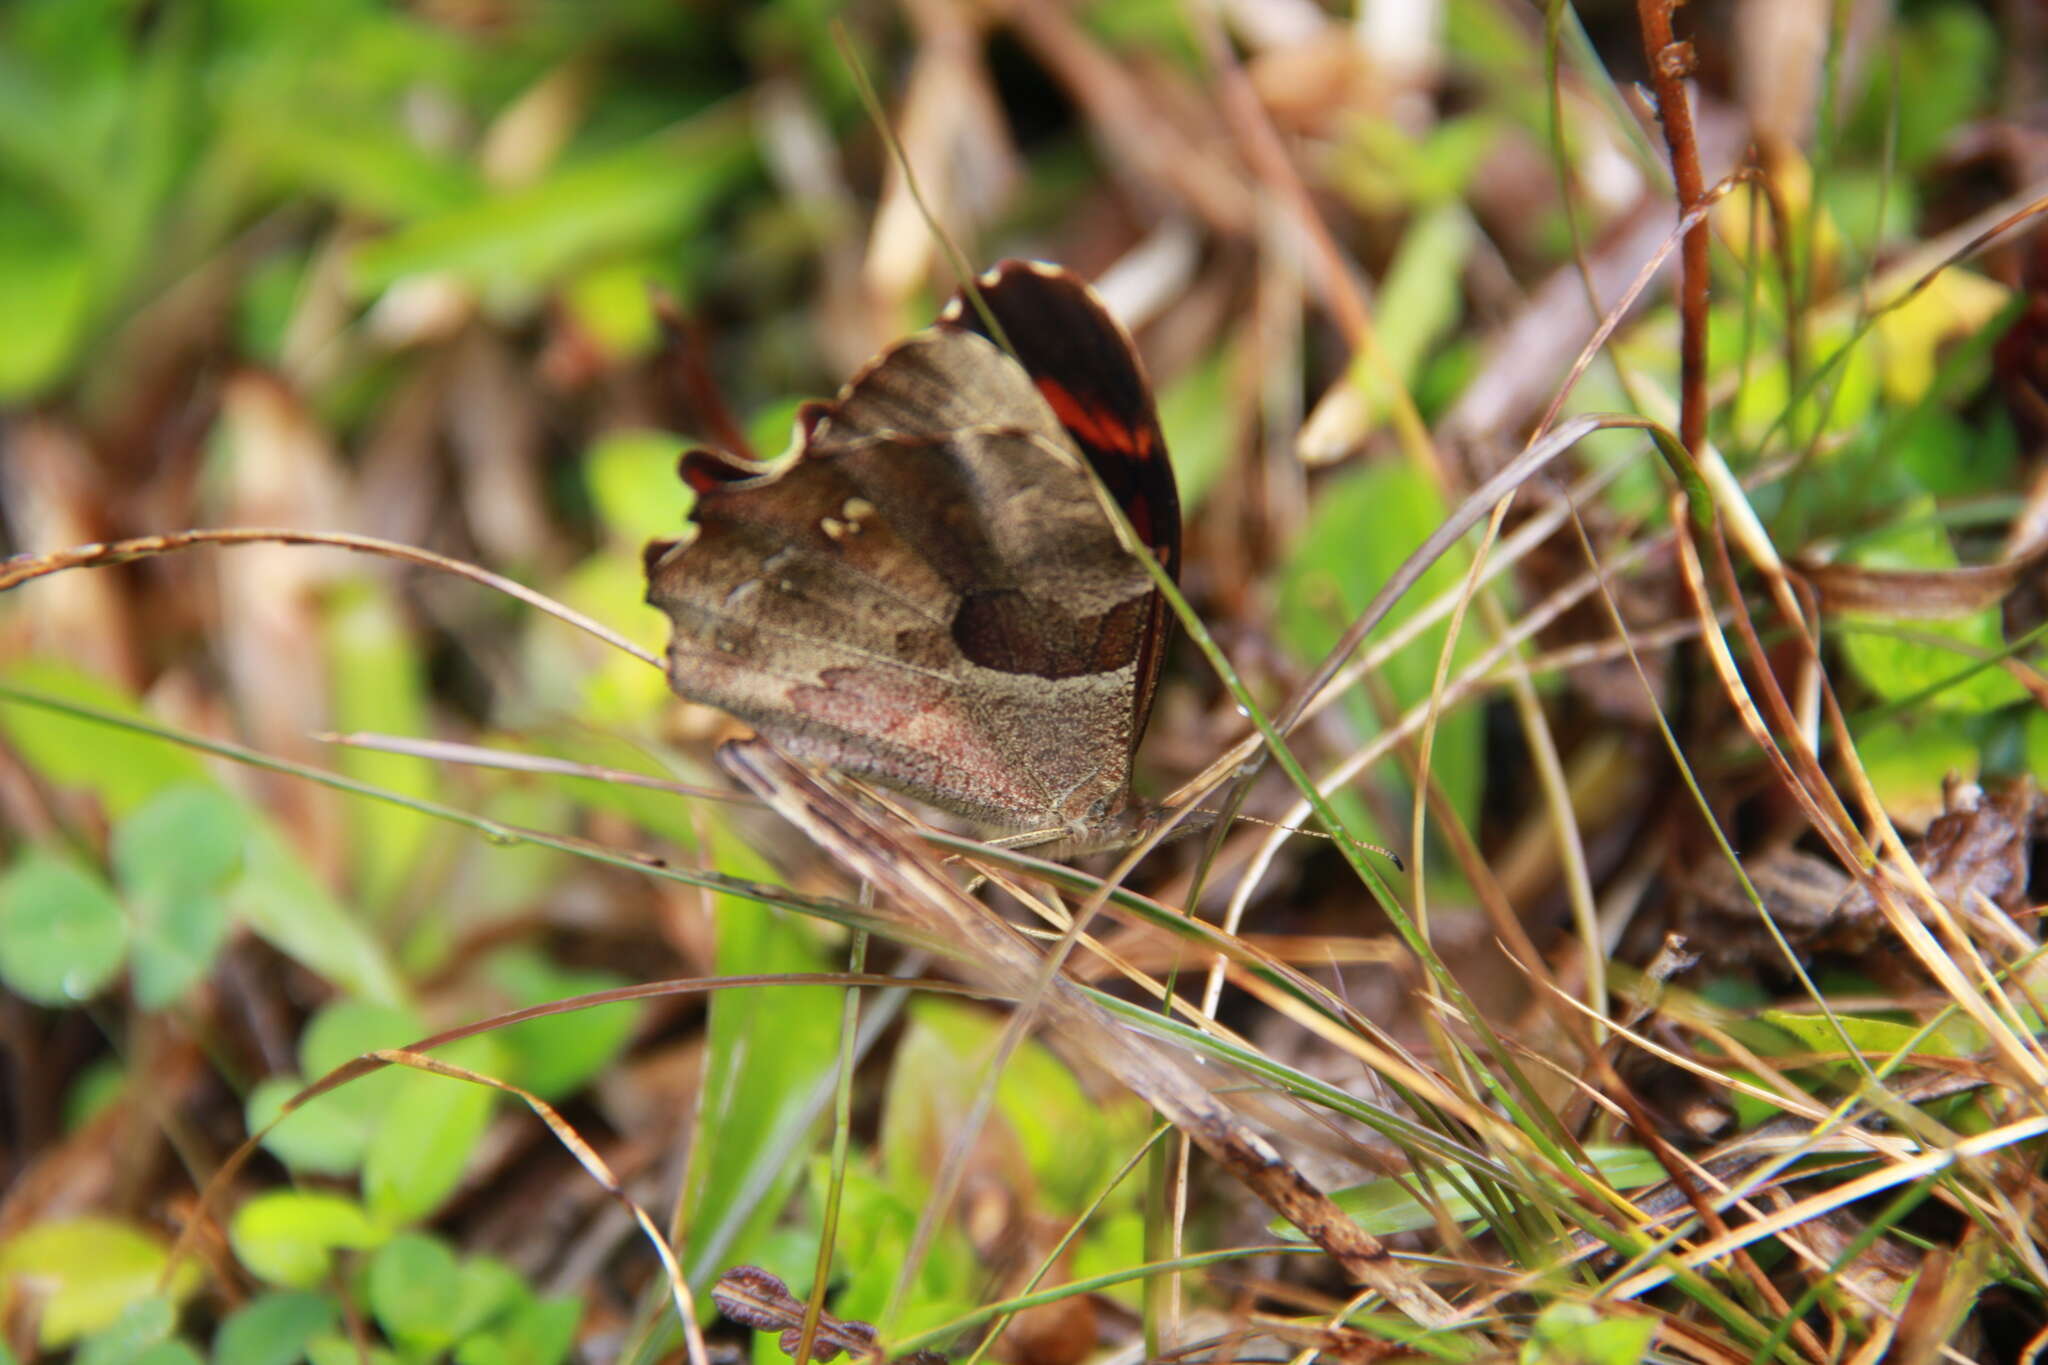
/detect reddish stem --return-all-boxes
[1637,0,1710,456]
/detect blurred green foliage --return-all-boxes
[0,0,771,401]
[0,1219,199,1350]
[1,0,2045,1359]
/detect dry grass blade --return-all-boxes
[0,528,662,668]
[1796,546,2048,617]
[1671,506,2048,1099]
[317,730,747,805]
[1612,1111,2048,1302]
[11,6,2048,1360]
[367,1049,710,1365]
[715,737,1460,1328]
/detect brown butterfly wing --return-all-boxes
[644,326,1154,832]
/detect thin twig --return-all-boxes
[1635,0,1710,454]
[0,527,663,669]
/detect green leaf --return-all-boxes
[245,1076,366,1177]
[366,1233,461,1352]
[2020,709,2048,793]
[447,1256,526,1339]
[1892,406,2009,499]
[1275,462,1486,876]
[1520,1301,1656,1365]
[1348,203,1474,430]
[0,661,206,817]
[1308,1147,1668,1239]
[229,1191,381,1288]
[1154,343,1231,508]
[64,1057,126,1130]
[0,1218,200,1347]
[0,44,112,214]
[1761,1009,1983,1061]
[508,732,700,849]
[681,823,841,1288]
[798,1160,974,1337]
[1804,322,1884,438]
[1859,3,1996,168]
[327,584,440,914]
[227,821,407,1005]
[349,113,755,301]
[249,1000,423,1175]
[0,851,128,1005]
[73,1292,175,1365]
[488,948,639,1100]
[1333,113,1497,213]
[234,249,310,366]
[881,1000,1143,1216]
[1836,507,2027,714]
[560,257,671,361]
[130,1345,202,1365]
[0,199,94,398]
[225,98,482,222]
[302,998,424,1082]
[0,673,401,1000]
[112,784,246,1008]
[745,397,807,465]
[439,782,573,925]
[362,1040,501,1225]
[307,1333,401,1365]
[1850,712,1981,827]
[584,428,691,549]
[552,551,677,727]
[453,1295,581,1365]
[213,1290,341,1365]
[82,0,200,321]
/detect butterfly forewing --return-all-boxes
[940,261,1181,755]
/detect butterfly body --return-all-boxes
[644,261,1179,838]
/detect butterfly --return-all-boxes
[643,260,1180,844]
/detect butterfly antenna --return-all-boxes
[1207,812,1406,872]
[829,21,1018,359]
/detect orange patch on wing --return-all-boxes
[1035,378,1156,459]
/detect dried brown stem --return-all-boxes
[717,738,1461,1328]
[0,528,662,669]
[1636,0,1710,455]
